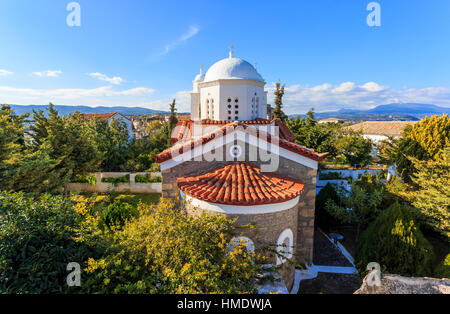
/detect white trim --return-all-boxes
[160,128,318,171]
[185,194,300,215]
[276,228,294,265]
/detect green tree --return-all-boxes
[434,254,450,278]
[90,117,129,171]
[122,122,170,172]
[315,183,342,232]
[28,104,103,189]
[336,132,373,167]
[326,174,384,240]
[167,99,178,143]
[272,82,287,121]
[286,109,340,158]
[0,105,28,189]
[0,191,105,293]
[409,148,450,242]
[383,115,449,182]
[83,199,260,293]
[356,202,435,277]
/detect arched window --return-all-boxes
[234,98,239,119]
[211,99,214,118]
[276,228,294,265]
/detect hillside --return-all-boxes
[289,103,450,122]
[5,104,167,117]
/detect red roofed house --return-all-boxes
[155,48,327,291]
[82,112,134,140]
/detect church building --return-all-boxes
[155,48,327,291]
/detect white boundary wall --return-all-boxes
[65,172,162,194]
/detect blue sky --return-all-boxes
[1,0,450,114]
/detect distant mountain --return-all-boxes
[289,103,450,121]
[6,104,168,117]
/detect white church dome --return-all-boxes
[193,72,205,82]
[204,57,264,82]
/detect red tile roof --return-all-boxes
[171,118,296,143]
[155,122,328,163]
[81,112,119,121]
[177,162,305,205]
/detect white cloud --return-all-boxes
[89,72,125,85]
[158,25,199,56]
[32,70,62,77]
[0,69,13,76]
[0,85,155,106]
[266,82,450,114]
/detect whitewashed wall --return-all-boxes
[65,172,162,194]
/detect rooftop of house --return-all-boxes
[155,121,328,164]
[318,118,344,124]
[81,112,119,121]
[177,162,305,206]
[171,118,297,143]
[346,121,416,137]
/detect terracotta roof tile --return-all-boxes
[81,112,119,121]
[346,121,416,137]
[177,162,305,205]
[170,118,296,143]
[157,121,328,163]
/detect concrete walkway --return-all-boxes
[290,230,359,294]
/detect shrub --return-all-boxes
[84,199,260,294]
[72,174,97,185]
[101,200,138,229]
[356,202,434,277]
[434,254,450,279]
[315,183,342,232]
[135,174,162,183]
[101,174,130,186]
[319,172,343,180]
[0,191,103,293]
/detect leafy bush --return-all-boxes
[135,174,162,183]
[315,183,342,232]
[101,174,130,186]
[101,200,138,230]
[434,254,450,279]
[0,191,103,293]
[72,175,97,185]
[356,202,434,277]
[84,199,260,294]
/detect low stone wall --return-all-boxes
[65,172,162,194]
[354,274,450,294]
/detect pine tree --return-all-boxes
[410,147,450,242]
[356,202,434,277]
[387,114,449,182]
[272,82,287,121]
[167,99,178,144]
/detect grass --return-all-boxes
[114,193,161,206]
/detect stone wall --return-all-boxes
[355,274,450,294]
[185,202,297,291]
[160,140,317,265]
[65,172,162,194]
